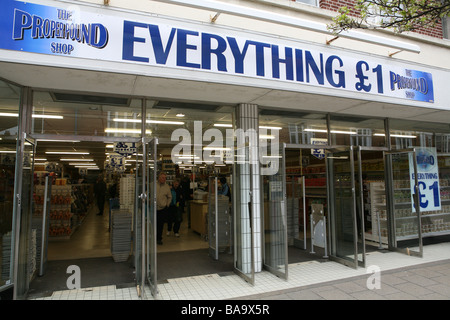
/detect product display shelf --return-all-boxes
[366,182,388,244]
[33,183,92,241]
[393,179,450,241]
[162,156,176,185]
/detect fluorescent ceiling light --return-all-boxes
[35,158,47,161]
[260,135,275,139]
[37,139,80,142]
[112,118,184,125]
[259,126,282,130]
[304,128,327,133]
[60,159,94,161]
[213,123,233,128]
[374,133,417,138]
[304,128,357,135]
[105,128,152,134]
[46,151,89,155]
[203,147,231,151]
[176,113,185,117]
[0,112,63,119]
[33,114,64,119]
[69,162,97,166]
[0,151,16,153]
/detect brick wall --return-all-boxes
[317,0,444,39]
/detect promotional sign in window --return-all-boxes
[409,147,441,212]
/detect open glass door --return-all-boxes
[262,146,288,279]
[134,142,144,297]
[326,146,360,268]
[385,149,423,257]
[233,142,255,285]
[146,138,158,297]
[13,135,35,299]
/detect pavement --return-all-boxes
[237,258,450,300]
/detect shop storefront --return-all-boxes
[0,0,449,300]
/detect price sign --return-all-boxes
[410,147,441,212]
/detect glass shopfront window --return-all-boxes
[389,119,450,150]
[389,118,450,240]
[32,91,142,138]
[330,114,386,147]
[0,80,21,290]
[144,99,234,171]
[259,108,328,145]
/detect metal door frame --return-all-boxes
[262,144,288,280]
[384,148,423,257]
[232,142,255,285]
[145,137,158,297]
[284,143,333,254]
[354,146,388,267]
[326,146,359,269]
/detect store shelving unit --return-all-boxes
[366,182,388,245]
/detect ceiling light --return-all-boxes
[33,114,64,119]
[304,128,357,135]
[0,113,63,119]
[46,151,89,155]
[112,118,184,125]
[203,147,231,151]
[259,126,282,130]
[60,159,94,161]
[260,135,275,139]
[374,133,417,138]
[37,139,80,142]
[176,113,185,117]
[213,123,233,128]
[69,162,98,166]
[105,128,152,134]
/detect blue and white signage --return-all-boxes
[113,142,137,156]
[311,138,327,160]
[410,147,441,212]
[0,0,435,103]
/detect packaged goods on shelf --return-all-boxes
[119,175,135,211]
[1,232,12,282]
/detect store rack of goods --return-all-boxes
[32,181,91,241]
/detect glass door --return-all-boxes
[134,142,145,297]
[262,146,288,279]
[233,142,255,285]
[13,135,35,299]
[326,146,359,269]
[385,149,423,257]
[146,138,158,297]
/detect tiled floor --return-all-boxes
[34,203,450,300]
[33,241,450,300]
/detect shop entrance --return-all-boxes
[26,135,236,299]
